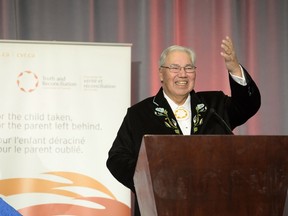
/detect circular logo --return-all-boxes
[17,70,39,92]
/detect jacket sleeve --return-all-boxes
[228,67,261,129]
[106,109,138,192]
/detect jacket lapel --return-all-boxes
[190,91,208,134]
[152,88,182,135]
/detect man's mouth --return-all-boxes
[175,81,188,86]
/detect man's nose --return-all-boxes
[178,67,187,76]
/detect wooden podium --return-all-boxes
[134,135,288,216]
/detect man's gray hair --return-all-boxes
[158,45,196,68]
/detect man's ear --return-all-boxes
[159,68,163,82]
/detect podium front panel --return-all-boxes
[134,135,288,216]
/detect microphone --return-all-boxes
[209,108,233,134]
[199,108,233,134]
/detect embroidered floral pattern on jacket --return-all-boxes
[154,107,180,134]
[193,103,207,133]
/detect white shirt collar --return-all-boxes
[163,90,192,135]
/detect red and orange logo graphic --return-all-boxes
[17,71,39,92]
[0,171,130,216]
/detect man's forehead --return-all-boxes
[166,51,192,62]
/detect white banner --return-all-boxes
[0,40,131,215]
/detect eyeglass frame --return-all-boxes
[160,64,197,73]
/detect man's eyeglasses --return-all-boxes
[161,64,197,73]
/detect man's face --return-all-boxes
[159,50,196,104]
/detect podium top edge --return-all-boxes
[143,134,288,138]
[0,39,133,47]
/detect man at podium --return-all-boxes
[106,36,261,216]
